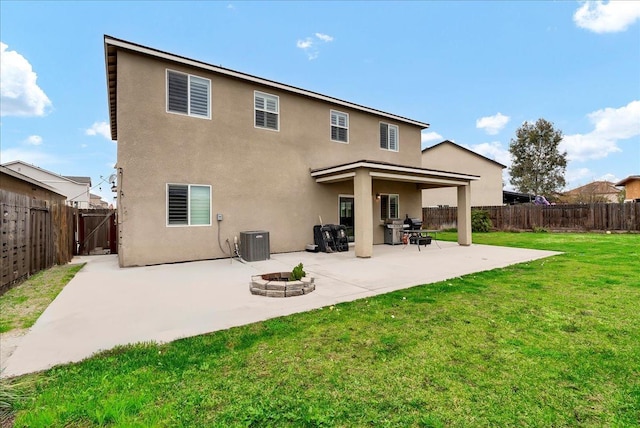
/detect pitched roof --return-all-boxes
[104,35,429,141]
[1,160,90,186]
[564,181,621,196]
[615,175,640,187]
[0,165,66,196]
[64,176,92,185]
[422,140,507,169]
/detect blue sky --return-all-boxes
[1,1,639,204]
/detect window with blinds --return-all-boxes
[167,70,210,119]
[380,194,399,220]
[254,91,279,130]
[167,184,211,226]
[379,122,399,151]
[330,110,349,143]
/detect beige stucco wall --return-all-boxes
[115,51,425,266]
[421,143,503,207]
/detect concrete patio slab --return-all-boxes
[1,242,559,378]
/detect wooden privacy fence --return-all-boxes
[1,190,77,294]
[423,202,640,232]
[1,190,119,294]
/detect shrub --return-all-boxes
[291,263,306,281]
[471,210,492,232]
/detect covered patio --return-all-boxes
[311,160,479,257]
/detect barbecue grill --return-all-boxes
[404,215,432,246]
[383,218,408,245]
[404,216,423,230]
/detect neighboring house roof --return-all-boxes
[616,175,640,187]
[65,176,92,185]
[563,181,621,197]
[422,140,507,169]
[1,160,90,186]
[0,165,66,196]
[104,35,430,141]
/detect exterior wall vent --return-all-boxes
[240,231,270,261]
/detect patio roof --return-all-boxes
[310,160,479,187]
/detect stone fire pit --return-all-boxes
[250,272,315,297]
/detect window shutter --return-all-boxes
[265,112,278,130]
[255,95,265,110]
[380,123,388,149]
[381,194,389,220]
[167,72,188,114]
[389,125,398,151]
[390,195,399,218]
[265,97,278,113]
[255,110,266,128]
[189,185,211,225]
[189,76,209,117]
[168,185,188,225]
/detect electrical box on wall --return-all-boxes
[217,213,223,221]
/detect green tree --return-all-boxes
[509,118,567,195]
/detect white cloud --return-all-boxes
[24,135,42,146]
[421,131,443,146]
[467,141,511,167]
[476,112,510,135]
[598,173,620,183]
[564,167,593,189]
[0,147,61,166]
[296,32,334,60]
[0,42,52,117]
[85,121,112,140]
[315,33,334,42]
[574,0,640,33]
[465,141,513,191]
[296,38,313,49]
[561,100,640,161]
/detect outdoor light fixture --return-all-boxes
[376,193,380,200]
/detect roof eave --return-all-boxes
[103,35,430,136]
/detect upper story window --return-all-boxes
[254,91,279,131]
[167,184,211,226]
[330,110,349,143]
[166,70,211,119]
[380,122,399,151]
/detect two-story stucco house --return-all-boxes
[2,161,92,208]
[104,36,478,267]
[422,140,505,208]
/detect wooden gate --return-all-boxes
[77,209,118,255]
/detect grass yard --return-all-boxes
[0,263,85,333]
[7,233,640,427]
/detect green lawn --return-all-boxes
[9,233,640,427]
[0,263,85,333]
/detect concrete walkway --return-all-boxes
[1,242,559,378]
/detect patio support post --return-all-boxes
[457,184,472,246]
[354,169,373,257]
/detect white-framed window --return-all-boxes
[380,194,399,220]
[166,70,211,119]
[254,91,279,131]
[330,110,349,143]
[380,122,399,151]
[167,184,211,226]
